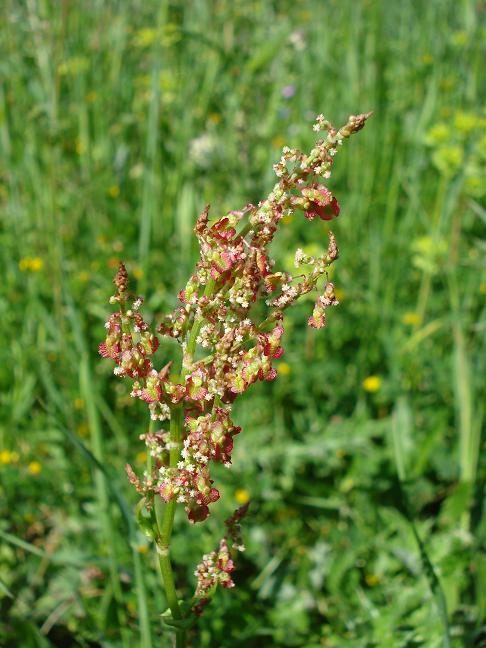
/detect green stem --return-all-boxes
[238,221,253,238]
[185,278,216,364]
[415,175,448,324]
[80,354,131,648]
[154,405,186,647]
[152,278,217,646]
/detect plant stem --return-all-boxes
[154,404,186,647]
[80,354,131,648]
[152,278,217,646]
[415,174,448,324]
[185,278,216,363]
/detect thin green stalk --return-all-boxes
[132,547,153,648]
[137,5,167,291]
[185,279,216,365]
[391,400,451,648]
[448,273,479,532]
[80,354,131,648]
[154,404,186,647]
[66,297,151,646]
[150,278,218,645]
[416,175,448,324]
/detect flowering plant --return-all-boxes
[100,112,370,644]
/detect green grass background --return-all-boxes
[1,1,485,646]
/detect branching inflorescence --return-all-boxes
[100,112,370,624]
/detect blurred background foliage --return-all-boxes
[0,0,485,646]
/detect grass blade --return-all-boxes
[391,399,451,648]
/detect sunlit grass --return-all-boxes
[0,1,484,646]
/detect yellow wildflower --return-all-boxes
[282,214,293,225]
[73,398,84,410]
[133,267,144,280]
[136,544,149,554]
[136,451,147,463]
[28,461,42,475]
[30,257,44,272]
[464,175,485,198]
[454,111,478,135]
[425,123,449,145]
[278,362,291,376]
[134,27,158,48]
[432,145,463,175]
[272,135,285,148]
[0,450,13,464]
[402,312,421,326]
[108,185,120,198]
[19,257,44,272]
[208,112,222,125]
[362,375,382,393]
[235,489,250,505]
[77,423,89,437]
[365,574,380,587]
[75,138,86,155]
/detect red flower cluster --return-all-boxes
[194,538,235,598]
[301,185,341,221]
[192,503,249,614]
[99,299,159,380]
[100,112,371,524]
[159,408,240,523]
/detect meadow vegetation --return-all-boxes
[0,1,485,646]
